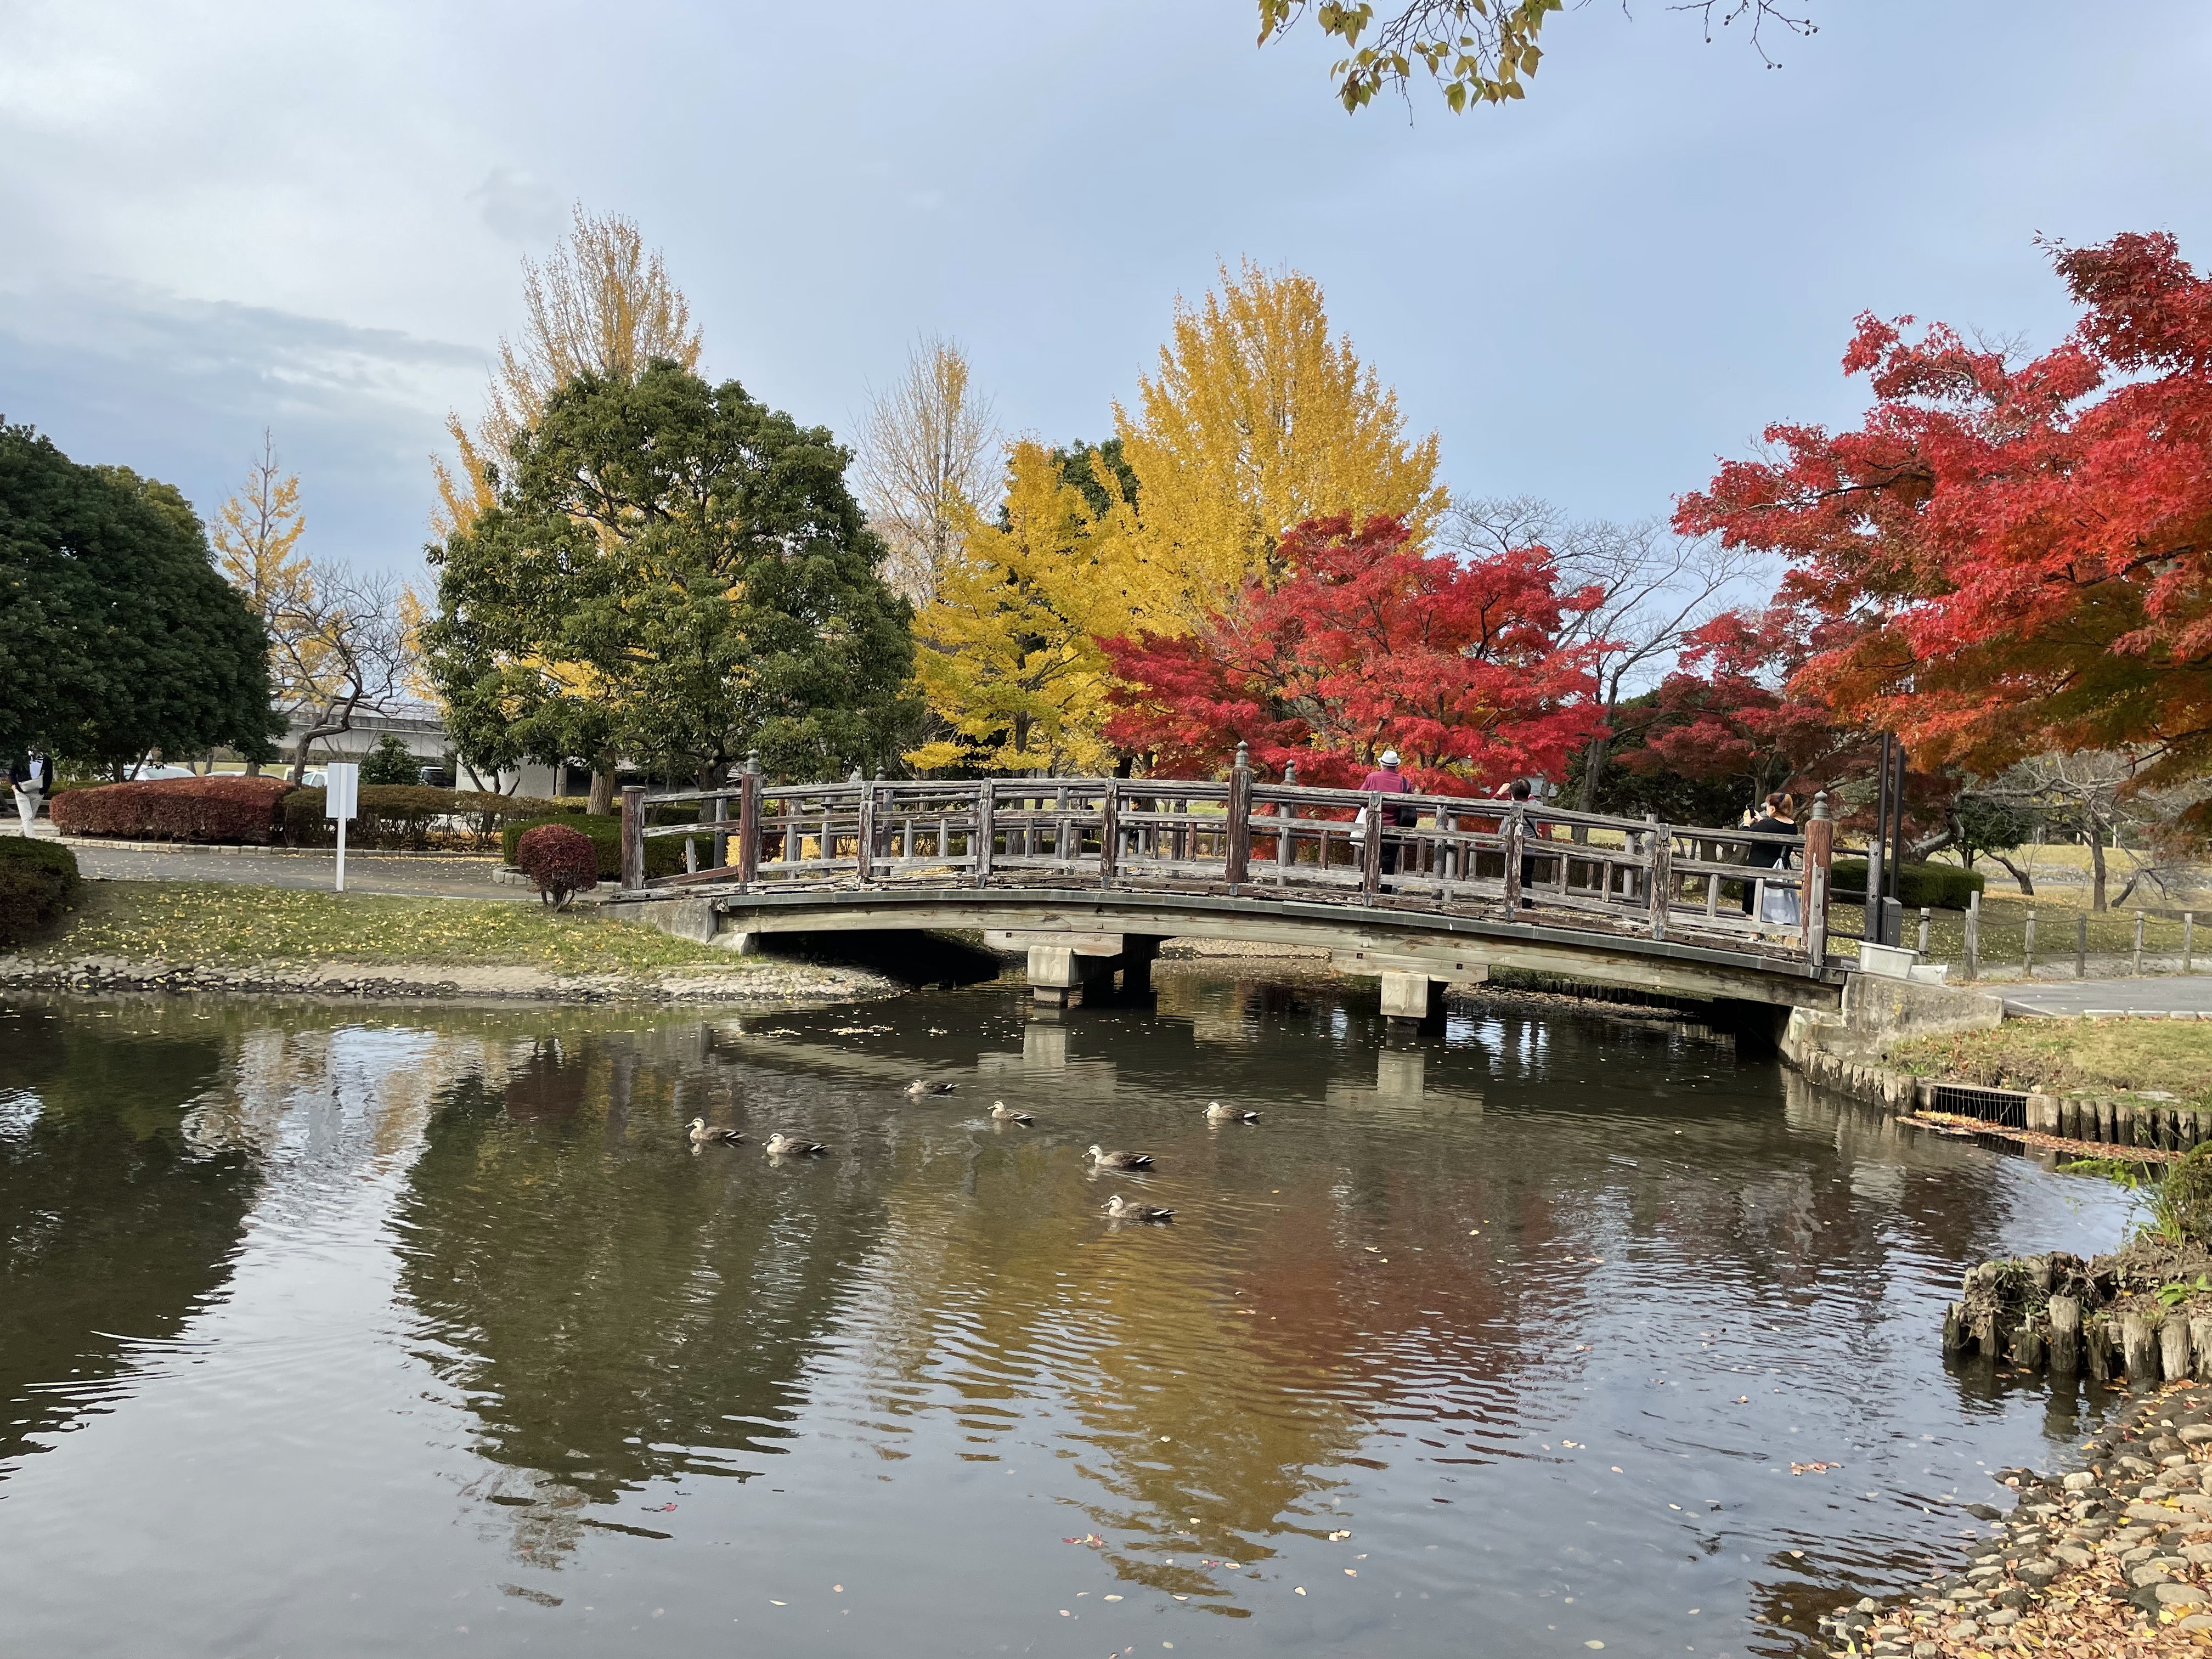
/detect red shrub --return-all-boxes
[50,775,294,844]
[515,822,600,909]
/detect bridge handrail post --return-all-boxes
[712,773,730,871]
[1802,791,1833,968]
[974,780,995,886]
[1099,780,1119,889]
[1225,741,1252,889]
[620,784,646,890]
[737,751,761,884]
[1361,789,1385,900]
[1502,805,1525,914]
[1645,815,1669,941]
[855,782,877,884]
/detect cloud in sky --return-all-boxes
[2,0,2209,578]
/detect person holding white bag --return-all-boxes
[1741,791,1801,929]
[1355,749,1416,876]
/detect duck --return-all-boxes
[1102,1194,1174,1223]
[989,1101,1034,1125]
[687,1118,744,1144]
[904,1080,957,1097]
[1203,1101,1260,1123]
[1085,1144,1154,1170]
[764,1132,829,1158]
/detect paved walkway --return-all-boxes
[19,834,527,901]
[2001,975,2212,1017]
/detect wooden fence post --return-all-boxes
[2024,909,2036,974]
[1801,793,1833,963]
[1361,790,1384,900]
[2075,911,2087,979]
[1503,806,1525,915]
[1225,741,1252,889]
[974,780,995,885]
[619,784,646,890]
[2133,911,2146,976]
[736,751,761,884]
[1962,889,1980,981]
[1099,780,1119,890]
[2187,912,2197,974]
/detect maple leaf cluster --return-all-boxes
[1101,513,1606,794]
[1673,231,2212,824]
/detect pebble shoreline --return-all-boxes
[1821,1383,2212,1657]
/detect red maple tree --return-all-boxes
[1101,514,1606,793]
[1673,232,2212,824]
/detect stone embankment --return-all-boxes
[1817,1385,2212,1657]
[0,953,900,1006]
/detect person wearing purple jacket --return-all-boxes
[1357,749,1417,876]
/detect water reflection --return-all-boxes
[0,984,2140,1659]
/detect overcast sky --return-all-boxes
[3,1,2208,578]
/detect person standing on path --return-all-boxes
[8,752,52,834]
[1357,750,1417,877]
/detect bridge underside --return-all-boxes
[607,885,1844,1015]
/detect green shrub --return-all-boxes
[359,734,420,786]
[1830,857,1986,911]
[0,837,82,946]
[499,814,683,879]
[285,786,565,850]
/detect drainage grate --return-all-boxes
[1930,1084,2029,1128]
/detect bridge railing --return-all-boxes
[617,746,1841,974]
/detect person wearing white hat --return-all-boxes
[1357,749,1415,877]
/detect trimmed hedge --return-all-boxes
[515,822,600,907]
[1831,857,1986,911]
[500,814,684,880]
[50,775,292,843]
[0,837,83,947]
[284,786,568,850]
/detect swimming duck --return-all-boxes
[1102,1194,1174,1223]
[904,1080,957,1097]
[989,1101,1034,1125]
[1085,1144,1154,1170]
[1204,1101,1260,1123]
[764,1132,829,1157]
[687,1118,744,1144]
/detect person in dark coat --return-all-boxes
[1740,791,1799,916]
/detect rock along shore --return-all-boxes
[1820,1383,2212,1657]
[0,953,901,1007]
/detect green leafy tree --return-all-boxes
[1,424,279,774]
[359,733,420,786]
[427,363,914,789]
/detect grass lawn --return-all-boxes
[18,880,750,975]
[1827,893,2200,969]
[1887,1019,2212,1106]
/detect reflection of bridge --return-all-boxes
[608,749,1847,1020]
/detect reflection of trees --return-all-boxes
[389,1027,898,1563]
[0,1003,255,1475]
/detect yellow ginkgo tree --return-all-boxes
[906,441,1126,776]
[1102,259,1445,631]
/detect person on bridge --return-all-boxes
[1502,777,1545,905]
[1358,751,1418,876]
[1740,792,1800,919]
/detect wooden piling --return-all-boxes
[2048,1296,2081,1376]
[2191,1314,2212,1381]
[1943,1302,1967,1357]
[2164,1315,2194,1382]
[2121,1309,2159,1381]
[2009,1319,2045,1372]
[2087,1316,2114,1383]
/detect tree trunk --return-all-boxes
[2090,831,2108,912]
[1993,853,2035,896]
[244,759,262,777]
[588,766,616,816]
[1575,729,1610,815]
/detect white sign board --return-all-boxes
[325,762,359,822]
[325,763,360,892]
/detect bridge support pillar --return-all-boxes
[1379,970,1447,1029]
[1027,945,1118,1008]
[1117,936,1161,996]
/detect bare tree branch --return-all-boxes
[855,335,1000,607]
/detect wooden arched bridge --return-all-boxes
[606,749,1850,1020]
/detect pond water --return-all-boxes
[0,973,2135,1659]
